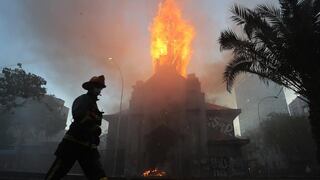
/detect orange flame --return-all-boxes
[150,0,195,77]
[142,168,167,177]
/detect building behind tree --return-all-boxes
[235,74,289,135]
[289,96,309,117]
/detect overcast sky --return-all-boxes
[0,0,294,132]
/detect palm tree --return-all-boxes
[219,0,320,161]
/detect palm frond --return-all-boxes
[224,55,279,92]
[256,4,281,21]
[230,4,253,25]
[224,55,253,92]
[219,29,249,51]
[313,0,320,13]
[255,4,287,34]
[220,0,318,97]
[315,12,320,31]
[297,0,312,9]
[279,0,297,21]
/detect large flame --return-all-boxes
[150,0,195,77]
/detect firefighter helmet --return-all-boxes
[82,75,106,90]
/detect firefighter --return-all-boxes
[46,75,108,180]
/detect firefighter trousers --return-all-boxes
[45,139,107,180]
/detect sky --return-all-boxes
[0,0,296,133]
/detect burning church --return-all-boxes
[103,0,248,177]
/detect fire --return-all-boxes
[150,0,195,77]
[142,168,167,177]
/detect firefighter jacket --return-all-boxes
[65,93,103,147]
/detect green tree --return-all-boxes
[219,0,320,161]
[0,66,47,146]
[262,114,316,166]
[244,113,318,175]
[0,66,47,111]
[0,66,65,146]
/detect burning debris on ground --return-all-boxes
[142,168,167,177]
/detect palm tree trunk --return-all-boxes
[307,88,320,163]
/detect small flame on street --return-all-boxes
[142,168,167,177]
[150,0,195,77]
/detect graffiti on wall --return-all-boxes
[207,116,233,136]
[208,156,230,176]
[196,156,231,177]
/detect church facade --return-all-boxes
[104,67,248,177]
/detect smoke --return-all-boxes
[176,0,237,107]
[1,0,278,113]
[179,0,278,107]
[7,0,160,112]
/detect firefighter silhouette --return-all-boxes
[46,75,108,180]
